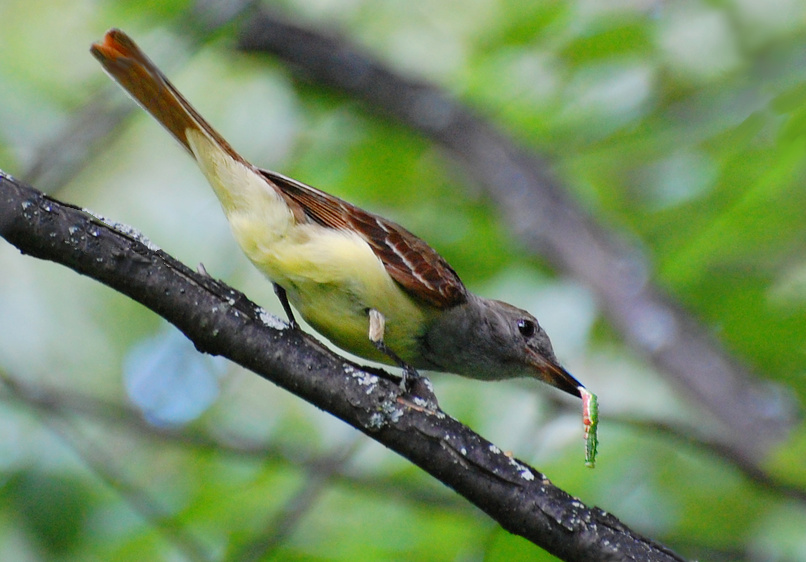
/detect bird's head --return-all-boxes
[423,294,583,398]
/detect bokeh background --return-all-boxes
[2,0,806,560]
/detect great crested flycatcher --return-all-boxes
[90,29,589,401]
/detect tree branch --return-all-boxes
[0,171,684,561]
[237,10,796,464]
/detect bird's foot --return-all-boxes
[273,283,299,330]
[398,367,440,412]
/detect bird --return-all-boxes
[90,28,587,401]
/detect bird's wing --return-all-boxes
[260,169,468,309]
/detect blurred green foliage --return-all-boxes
[1,0,806,560]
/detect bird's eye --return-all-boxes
[517,319,536,338]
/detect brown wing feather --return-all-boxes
[259,169,467,309]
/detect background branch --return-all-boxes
[0,171,684,561]
[0,370,211,561]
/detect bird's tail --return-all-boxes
[91,29,290,222]
[91,29,243,165]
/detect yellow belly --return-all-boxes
[186,129,431,364]
[232,213,432,364]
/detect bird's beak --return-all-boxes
[527,350,583,398]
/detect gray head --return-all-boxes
[421,294,582,397]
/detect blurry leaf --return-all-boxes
[3,469,94,555]
[765,422,806,487]
[112,0,192,21]
[491,0,570,47]
[561,21,650,65]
